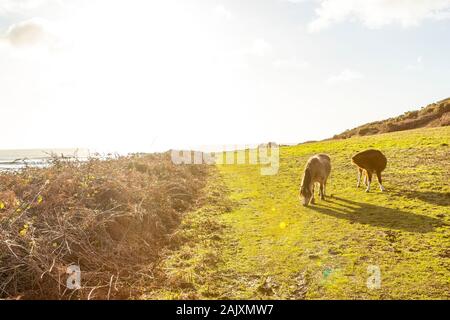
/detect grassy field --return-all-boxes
[146,126,449,300]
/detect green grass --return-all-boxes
[145,126,450,300]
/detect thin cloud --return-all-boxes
[406,56,424,71]
[0,0,52,14]
[3,18,60,49]
[283,0,307,3]
[272,58,309,70]
[214,4,233,20]
[308,0,450,32]
[247,38,272,57]
[327,69,363,84]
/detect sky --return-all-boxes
[0,0,449,153]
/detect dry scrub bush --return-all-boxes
[334,98,450,139]
[0,153,208,299]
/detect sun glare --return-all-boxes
[33,0,240,153]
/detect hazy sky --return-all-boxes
[1,0,449,152]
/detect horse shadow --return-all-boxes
[309,196,444,233]
[393,190,450,207]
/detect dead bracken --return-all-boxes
[0,153,208,299]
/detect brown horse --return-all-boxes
[351,149,387,192]
[299,154,331,206]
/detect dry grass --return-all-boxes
[0,153,208,299]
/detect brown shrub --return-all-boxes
[0,153,208,299]
[333,97,450,139]
[440,112,450,126]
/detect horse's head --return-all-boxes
[300,183,313,206]
[299,167,314,206]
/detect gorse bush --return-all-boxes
[0,153,208,299]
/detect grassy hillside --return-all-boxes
[333,97,450,139]
[149,126,450,299]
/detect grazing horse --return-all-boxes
[351,149,387,192]
[299,154,331,206]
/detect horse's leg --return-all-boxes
[357,168,363,187]
[365,171,373,192]
[376,171,385,192]
[310,184,316,204]
[320,182,325,200]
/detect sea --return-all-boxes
[0,149,93,172]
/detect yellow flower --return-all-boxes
[19,224,29,237]
[0,201,4,210]
[37,195,43,204]
[279,222,287,229]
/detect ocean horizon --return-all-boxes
[0,148,92,171]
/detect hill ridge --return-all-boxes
[333,97,450,140]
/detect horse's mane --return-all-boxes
[301,167,312,191]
